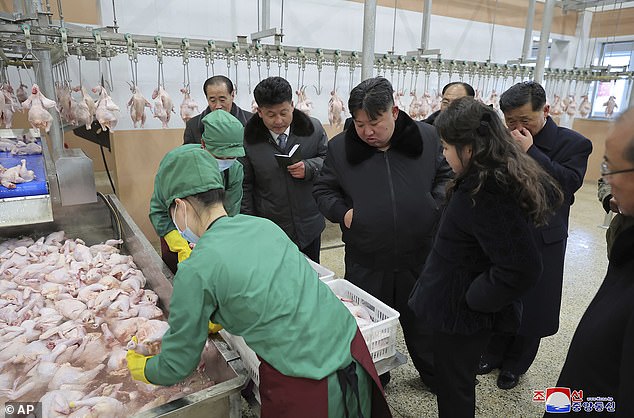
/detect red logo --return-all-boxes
[546,387,572,413]
[571,390,584,403]
[533,390,546,402]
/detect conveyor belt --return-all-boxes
[0,144,49,198]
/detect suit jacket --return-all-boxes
[183,103,252,145]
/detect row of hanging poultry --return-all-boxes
[0,81,198,132]
[0,75,615,134]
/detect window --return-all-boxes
[529,36,552,67]
[590,41,634,118]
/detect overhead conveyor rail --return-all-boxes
[0,23,631,86]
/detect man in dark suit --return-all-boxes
[183,75,252,144]
[478,81,592,390]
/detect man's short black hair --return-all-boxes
[348,77,394,120]
[203,75,234,96]
[254,77,293,107]
[500,81,547,113]
[442,82,475,97]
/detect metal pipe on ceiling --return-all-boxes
[521,0,537,61]
[420,0,432,51]
[535,0,556,84]
[361,0,377,81]
[262,0,271,30]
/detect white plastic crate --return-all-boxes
[220,279,400,404]
[326,279,400,362]
[305,256,335,282]
[219,330,262,403]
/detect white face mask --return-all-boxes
[215,158,236,172]
[172,201,200,244]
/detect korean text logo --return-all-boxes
[532,387,616,413]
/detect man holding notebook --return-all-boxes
[241,77,327,262]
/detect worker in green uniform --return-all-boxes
[128,145,391,417]
[149,109,244,268]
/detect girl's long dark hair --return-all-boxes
[435,97,563,226]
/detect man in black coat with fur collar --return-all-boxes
[241,77,326,262]
[314,77,453,389]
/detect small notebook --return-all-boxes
[274,143,302,168]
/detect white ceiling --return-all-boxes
[557,0,634,12]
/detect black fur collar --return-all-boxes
[244,108,315,144]
[345,110,423,165]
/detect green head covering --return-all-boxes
[155,144,224,209]
[201,110,245,158]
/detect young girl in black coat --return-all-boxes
[409,97,563,417]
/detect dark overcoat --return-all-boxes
[550,225,634,417]
[240,109,326,249]
[519,116,592,336]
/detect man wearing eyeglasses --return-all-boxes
[477,81,592,390]
[546,108,634,417]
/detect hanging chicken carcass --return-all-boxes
[152,87,175,128]
[550,95,563,116]
[578,95,591,118]
[92,85,120,131]
[565,95,577,117]
[179,88,199,123]
[56,84,79,126]
[328,90,346,129]
[21,84,57,133]
[72,86,96,129]
[0,84,22,129]
[295,86,312,116]
[431,91,442,112]
[418,92,432,119]
[127,84,152,128]
[603,96,618,117]
[393,90,405,111]
[16,83,28,103]
[408,91,421,121]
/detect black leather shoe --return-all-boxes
[497,370,520,390]
[477,357,500,375]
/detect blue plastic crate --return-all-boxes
[0,150,49,198]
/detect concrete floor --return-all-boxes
[272,181,608,418]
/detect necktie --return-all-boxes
[278,133,288,149]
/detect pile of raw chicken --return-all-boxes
[0,134,42,156]
[0,159,36,189]
[0,231,215,417]
[337,296,373,328]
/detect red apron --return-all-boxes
[258,328,392,418]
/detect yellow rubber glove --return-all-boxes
[126,336,154,384]
[164,229,192,263]
[208,321,223,334]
